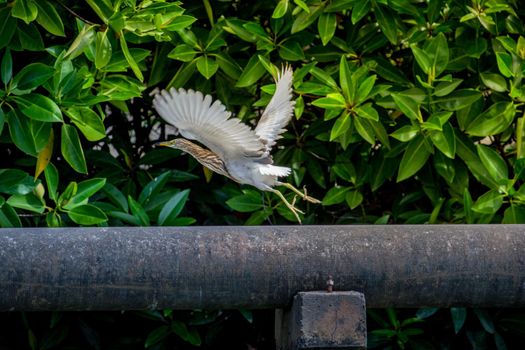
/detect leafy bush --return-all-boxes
[1,0,525,348]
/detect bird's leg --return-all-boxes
[277,182,321,204]
[270,188,303,224]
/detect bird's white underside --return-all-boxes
[153,66,295,181]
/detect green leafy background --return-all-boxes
[1,0,525,348]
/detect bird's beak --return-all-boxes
[155,140,176,148]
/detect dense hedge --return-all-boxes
[1,0,525,348]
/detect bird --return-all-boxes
[153,65,320,223]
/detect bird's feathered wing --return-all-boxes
[254,65,295,149]
[153,88,265,160]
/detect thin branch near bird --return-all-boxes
[153,65,320,223]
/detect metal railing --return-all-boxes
[1,225,524,311]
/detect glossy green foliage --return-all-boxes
[1,0,525,348]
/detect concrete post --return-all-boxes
[276,291,367,349]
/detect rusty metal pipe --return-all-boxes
[1,225,524,311]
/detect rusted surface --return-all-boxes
[1,225,525,310]
[276,291,366,349]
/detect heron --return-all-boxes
[153,65,319,223]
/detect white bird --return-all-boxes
[153,65,319,223]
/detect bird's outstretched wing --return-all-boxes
[254,65,295,149]
[153,88,265,160]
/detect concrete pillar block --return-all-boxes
[276,291,367,349]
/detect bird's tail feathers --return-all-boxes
[259,165,291,177]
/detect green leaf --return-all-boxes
[375,5,397,44]
[196,55,218,79]
[224,19,256,42]
[158,189,190,226]
[339,56,355,103]
[94,30,112,69]
[35,0,65,36]
[279,41,305,61]
[68,204,107,225]
[356,75,376,103]
[352,0,371,24]
[318,12,336,46]
[346,190,363,209]
[0,8,17,49]
[15,94,63,123]
[63,178,106,210]
[128,195,150,226]
[165,15,197,31]
[471,190,504,214]
[58,181,77,208]
[104,48,150,72]
[426,33,449,77]
[437,89,482,111]
[171,321,202,346]
[397,134,431,182]
[430,122,456,159]
[330,111,351,141]
[145,326,170,348]
[291,4,324,34]
[119,34,144,82]
[65,24,96,60]
[44,162,58,202]
[102,183,128,212]
[392,93,421,121]
[503,205,525,224]
[465,101,515,137]
[354,117,375,145]
[273,0,289,18]
[216,53,242,80]
[138,171,172,205]
[294,95,304,119]
[312,93,346,109]
[1,49,12,85]
[0,203,22,228]
[355,103,379,121]
[257,55,279,76]
[433,151,455,184]
[0,169,36,195]
[168,44,197,62]
[411,46,431,74]
[476,144,508,183]
[12,0,38,24]
[391,125,418,142]
[12,63,54,92]
[456,134,498,189]
[322,186,350,205]
[226,190,263,212]
[7,193,45,213]
[333,162,356,183]
[236,55,266,87]
[480,73,507,92]
[65,107,106,142]
[61,124,87,174]
[496,52,513,77]
[310,67,338,89]
[18,22,44,51]
[473,309,495,334]
[167,60,196,89]
[6,110,51,156]
[450,308,467,334]
[433,79,463,97]
[85,0,111,23]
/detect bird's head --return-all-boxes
[156,138,183,149]
[156,138,198,154]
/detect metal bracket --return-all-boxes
[275,291,367,350]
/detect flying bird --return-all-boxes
[153,65,319,223]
